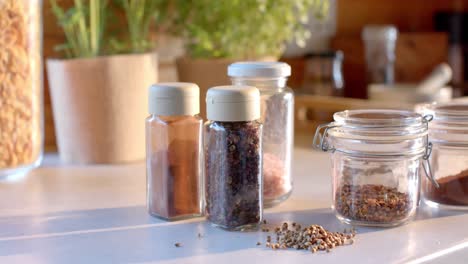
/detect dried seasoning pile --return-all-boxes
[265,222,355,253]
[205,121,262,229]
[335,184,412,223]
[0,1,42,168]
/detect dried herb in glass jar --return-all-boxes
[335,184,412,223]
[204,86,263,231]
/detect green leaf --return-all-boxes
[171,0,329,59]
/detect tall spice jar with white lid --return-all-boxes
[228,62,293,207]
[204,86,263,231]
[146,82,203,220]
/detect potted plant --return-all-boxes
[172,0,329,117]
[47,0,166,164]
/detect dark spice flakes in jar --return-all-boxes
[205,121,262,229]
[335,184,412,223]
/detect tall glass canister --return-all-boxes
[0,1,43,178]
[228,62,293,208]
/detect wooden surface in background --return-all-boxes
[336,0,467,35]
[294,94,412,135]
[331,33,448,98]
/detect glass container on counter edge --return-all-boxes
[314,109,438,227]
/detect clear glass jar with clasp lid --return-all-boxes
[417,102,468,210]
[314,109,437,227]
[0,0,43,178]
[228,62,293,208]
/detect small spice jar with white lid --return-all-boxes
[228,62,293,208]
[314,109,436,227]
[417,102,468,209]
[204,85,263,231]
[146,82,203,220]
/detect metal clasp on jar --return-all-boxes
[313,122,338,152]
[422,115,439,188]
[314,116,440,188]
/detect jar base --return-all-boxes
[210,222,260,232]
[424,199,468,211]
[335,213,413,228]
[148,211,202,221]
[0,157,42,181]
[264,189,292,208]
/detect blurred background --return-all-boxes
[42,0,468,151]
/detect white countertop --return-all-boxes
[0,145,467,264]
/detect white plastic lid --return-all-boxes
[148,82,199,116]
[362,25,398,41]
[206,86,260,122]
[227,61,291,78]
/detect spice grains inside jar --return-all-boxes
[315,110,433,227]
[204,86,263,231]
[418,103,468,209]
[146,83,203,220]
[228,62,293,208]
[0,0,43,177]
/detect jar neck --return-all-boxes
[231,77,288,90]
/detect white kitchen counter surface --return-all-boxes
[0,146,467,264]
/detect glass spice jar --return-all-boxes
[314,109,437,227]
[228,62,293,208]
[204,86,263,231]
[417,102,468,210]
[0,0,43,178]
[146,83,203,220]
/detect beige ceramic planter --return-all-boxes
[47,53,158,164]
[176,57,275,118]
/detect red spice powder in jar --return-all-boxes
[147,119,202,220]
[425,169,468,206]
